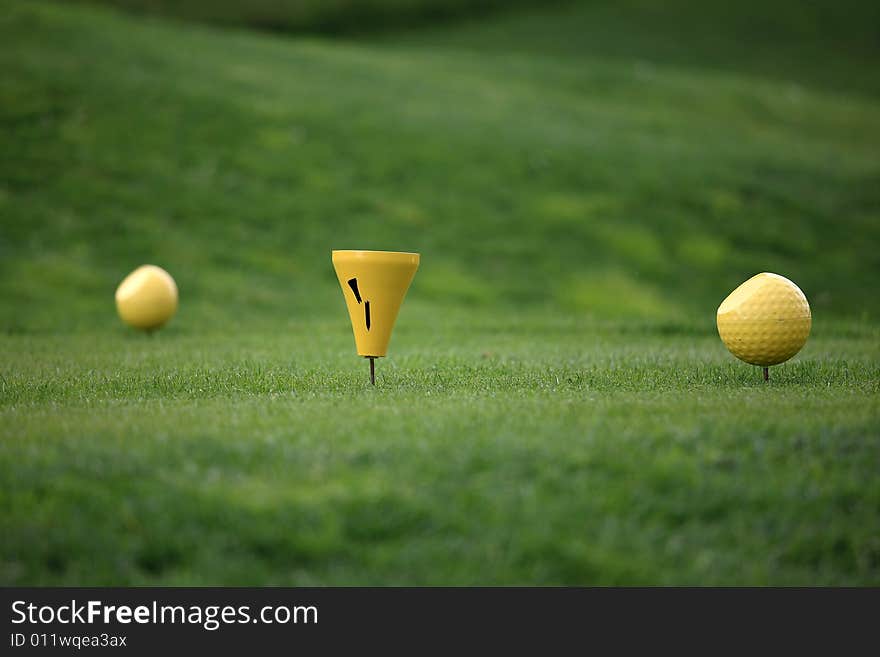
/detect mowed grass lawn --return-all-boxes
[1,0,879,584]
[2,320,879,585]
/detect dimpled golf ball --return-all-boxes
[716,272,811,366]
[115,264,178,330]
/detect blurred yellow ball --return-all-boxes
[115,265,178,331]
[716,272,811,367]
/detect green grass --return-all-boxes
[3,0,880,330]
[1,0,879,584]
[74,0,538,33]
[3,321,879,585]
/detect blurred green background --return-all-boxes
[1,1,879,585]
[2,0,879,331]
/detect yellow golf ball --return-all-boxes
[716,272,811,367]
[115,265,178,331]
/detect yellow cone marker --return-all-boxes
[115,264,178,331]
[332,250,419,384]
[716,272,811,381]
